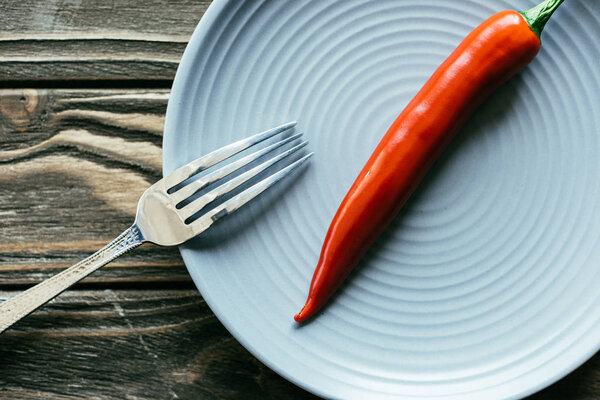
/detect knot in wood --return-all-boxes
[0,89,44,132]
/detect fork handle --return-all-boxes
[0,225,145,334]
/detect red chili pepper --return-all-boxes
[295,0,564,322]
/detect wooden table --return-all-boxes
[0,1,597,398]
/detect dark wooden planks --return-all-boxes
[1,0,210,36]
[0,0,211,81]
[0,88,188,286]
[0,290,317,400]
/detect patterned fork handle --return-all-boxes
[0,225,144,334]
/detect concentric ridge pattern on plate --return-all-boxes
[163,0,600,398]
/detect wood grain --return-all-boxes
[0,88,187,286]
[0,0,211,81]
[0,290,316,400]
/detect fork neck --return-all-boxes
[117,224,146,249]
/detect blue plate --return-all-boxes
[163,0,600,398]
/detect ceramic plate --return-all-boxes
[163,0,600,398]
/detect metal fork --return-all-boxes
[0,122,311,334]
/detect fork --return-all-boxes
[0,122,311,334]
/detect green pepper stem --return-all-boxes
[520,0,564,37]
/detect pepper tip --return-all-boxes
[294,298,315,323]
[293,312,305,323]
[294,307,309,323]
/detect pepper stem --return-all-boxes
[520,0,564,37]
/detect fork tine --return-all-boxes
[163,121,297,190]
[179,141,308,220]
[171,132,303,205]
[190,152,313,235]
